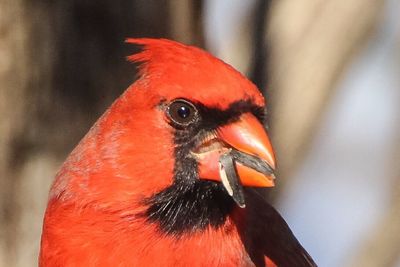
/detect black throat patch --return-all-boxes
[145,168,235,235]
[144,99,265,235]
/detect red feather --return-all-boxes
[40,39,315,267]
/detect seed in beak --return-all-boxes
[219,151,246,208]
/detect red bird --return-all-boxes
[40,38,316,267]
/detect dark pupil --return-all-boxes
[177,105,190,119]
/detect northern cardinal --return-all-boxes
[40,38,316,267]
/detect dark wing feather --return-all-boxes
[239,188,317,267]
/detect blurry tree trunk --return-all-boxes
[169,0,204,46]
[266,0,385,194]
[0,1,42,265]
[345,62,400,266]
[345,179,400,267]
[0,1,204,266]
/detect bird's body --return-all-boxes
[42,202,245,266]
[40,39,316,267]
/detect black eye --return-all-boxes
[167,99,198,127]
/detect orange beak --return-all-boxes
[196,112,276,188]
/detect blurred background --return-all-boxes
[0,0,399,266]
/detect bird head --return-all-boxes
[49,38,276,234]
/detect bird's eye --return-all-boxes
[167,99,198,127]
